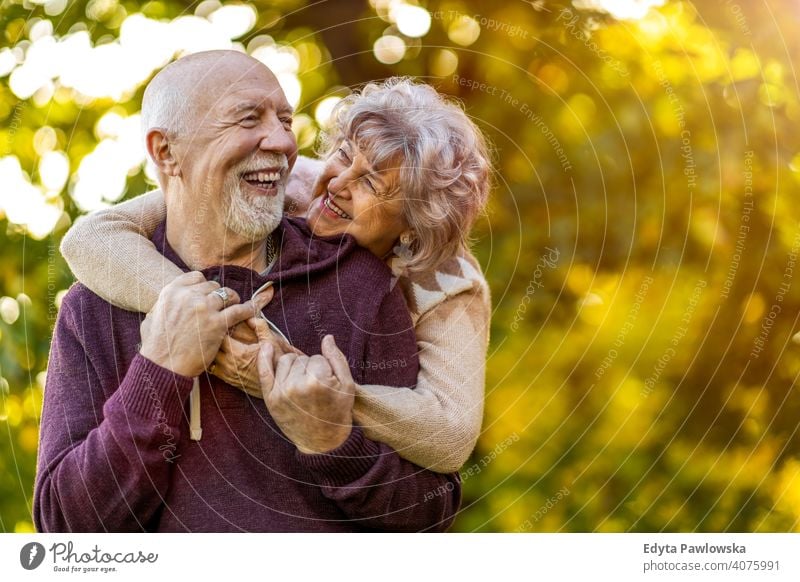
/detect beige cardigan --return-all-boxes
[60,190,490,473]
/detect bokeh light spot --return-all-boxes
[430,49,458,77]
[394,4,431,38]
[0,297,20,324]
[314,96,342,127]
[447,15,480,46]
[373,35,406,64]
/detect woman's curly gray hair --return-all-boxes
[319,77,492,273]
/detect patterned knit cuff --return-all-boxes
[295,426,380,487]
[106,354,193,426]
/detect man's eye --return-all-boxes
[281,117,293,128]
[242,115,259,123]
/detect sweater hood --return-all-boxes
[151,216,386,298]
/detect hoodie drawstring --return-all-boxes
[188,279,275,443]
[189,377,202,441]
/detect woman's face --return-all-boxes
[305,139,407,258]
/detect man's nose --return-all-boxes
[258,122,297,162]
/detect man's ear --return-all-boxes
[146,128,180,177]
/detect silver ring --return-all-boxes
[212,287,230,309]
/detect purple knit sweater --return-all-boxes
[34,217,461,532]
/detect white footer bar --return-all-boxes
[2,533,798,581]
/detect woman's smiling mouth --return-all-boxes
[322,192,352,220]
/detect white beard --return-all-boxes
[222,157,287,241]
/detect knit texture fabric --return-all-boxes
[356,251,491,471]
[61,189,490,472]
[36,218,461,532]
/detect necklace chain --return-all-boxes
[264,232,278,272]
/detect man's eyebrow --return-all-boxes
[228,102,263,115]
[228,102,294,120]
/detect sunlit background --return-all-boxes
[2,0,800,532]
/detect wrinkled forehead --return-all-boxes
[197,71,291,116]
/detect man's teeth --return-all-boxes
[324,195,352,219]
[243,170,282,186]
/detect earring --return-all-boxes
[392,231,415,270]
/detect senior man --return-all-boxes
[34,51,460,532]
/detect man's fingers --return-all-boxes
[192,280,222,295]
[321,335,352,384]
[173,271,206,286]
[219,302,260,328]
[207,287,240,311]
[251,284,275,309]
[239,287,274,321]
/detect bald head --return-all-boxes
[141,49,297,266]
[141,50,282,141]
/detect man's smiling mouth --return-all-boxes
[242,169,282,191]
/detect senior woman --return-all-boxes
[60,77,492,473]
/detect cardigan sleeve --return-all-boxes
[59,155,323,313]
[353,285,489,473]
[59,190,177,313]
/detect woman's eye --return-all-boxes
[363,177,377,193]
[242,115,259,124]
[281,117,293,129]
[337,148,351,162]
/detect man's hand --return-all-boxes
[139,271,263,377]
[256,334,355,454]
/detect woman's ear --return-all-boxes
[145,128,181,177]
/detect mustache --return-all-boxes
[234,154,289,175]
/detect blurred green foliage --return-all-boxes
[2,0,800,532]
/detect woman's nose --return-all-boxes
[328,168,354,198]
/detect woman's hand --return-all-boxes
[211,317,304,397]
[211,328,262,397]
[285,155,325,216]
[256,334,356,454]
